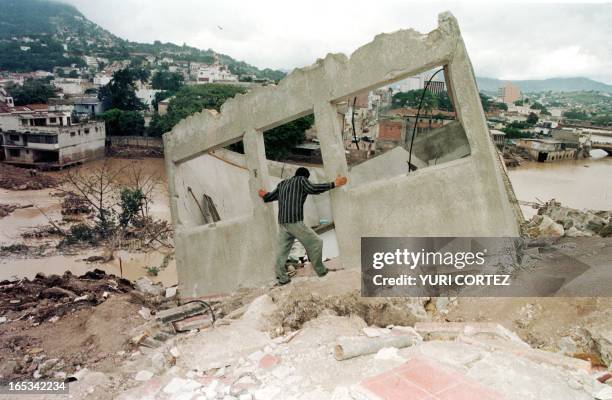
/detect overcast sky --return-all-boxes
[62,0,612,84]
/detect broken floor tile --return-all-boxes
[358,357,503,400]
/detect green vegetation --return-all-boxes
[6,78,56,105]
[151,71,184,91]
[0,0,285,80]
[262,115,313,160]
[98,67,148,111]
[563,109,589,120]
[147,84,246,137]
[392,89,455,114]
[99,109,145,136]
[479,93,507,112]
[526,112,539,125]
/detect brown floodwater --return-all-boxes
[0,157,175,285]
[1,154,611,284]
[508,150,612,218]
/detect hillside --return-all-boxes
[477,76,612,94]
[0,0,284,80]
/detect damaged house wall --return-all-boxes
[163,12,521,298]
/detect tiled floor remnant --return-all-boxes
[360,357,504,400]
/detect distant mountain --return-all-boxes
[0,0,285,80]
[476,76,612,94]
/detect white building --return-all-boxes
[197,63,238,83]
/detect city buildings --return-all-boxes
[499,82,521,104]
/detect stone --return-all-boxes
[138,307,151,320]
[362,327,390,337]
[165,286,178,298]
[0,316,7,323]
[134,370,154,381]
[374,347,404,361]
[135,277,165,296]
[170,346,181,358]
[173,314,212,331]
[37,358,59,376]
[258,354,280,369]
[151,352,169,373]
[254,385,281,400]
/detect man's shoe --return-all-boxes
[317,269,328,278]
[275,279,291,286]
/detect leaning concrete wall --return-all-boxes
[164,12,521,298]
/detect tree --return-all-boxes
[7,78,56,105]
[98,67,149,111]
[563,109,589,120]
[99,109,145,136]
[514,99,524,106]
[262,115,313,160]
[151,71,184,91]
[526,112,539,125]
[479,93,492,112]
[392,89,437,110]
[147,84,246,137]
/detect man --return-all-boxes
[258,167,348,285]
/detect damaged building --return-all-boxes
[163,12,522,298]
[0,95,105,168]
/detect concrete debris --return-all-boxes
[415,321,527,345]
[526,200,612,238]
[138,306,151,320]
[362,326,390,337]
[374,347,404,361]
[155,302,209,324]
[0,269,132,324]
[134,370,154,381]
[334,334,421,361]
[173,314,213,331]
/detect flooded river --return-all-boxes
[1,153,611,283]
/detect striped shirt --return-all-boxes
[263,175,335,224]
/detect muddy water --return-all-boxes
[0,157,176,285]
[508,151,612,218]
[2,153,611,283]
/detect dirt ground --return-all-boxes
[0,163,59,190]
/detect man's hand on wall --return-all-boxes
[258,189,267,198]
[335,176,348,187]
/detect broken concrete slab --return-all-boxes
[458,335,591,373]
[155,302,208,324]
[173,314,213,332]
[415,321,528,345]
[334,334,421,361]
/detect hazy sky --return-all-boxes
[62,0,612,84]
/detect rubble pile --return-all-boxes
[106,289,612,400]
[0,163,59,190]
[0,203,33,218]
[107,146,164,159]
[524,200,612,238]
[0,269,133,324]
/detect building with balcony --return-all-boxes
[0,102,105,168]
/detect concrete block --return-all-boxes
[458,335,591,373]
[172,314,213,332]
[155,302,207,323]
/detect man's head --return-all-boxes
[295,167,310,179]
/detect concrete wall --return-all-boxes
[164,12,522,298]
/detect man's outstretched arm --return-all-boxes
[302,176,348,195]
[258,187,278,202]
